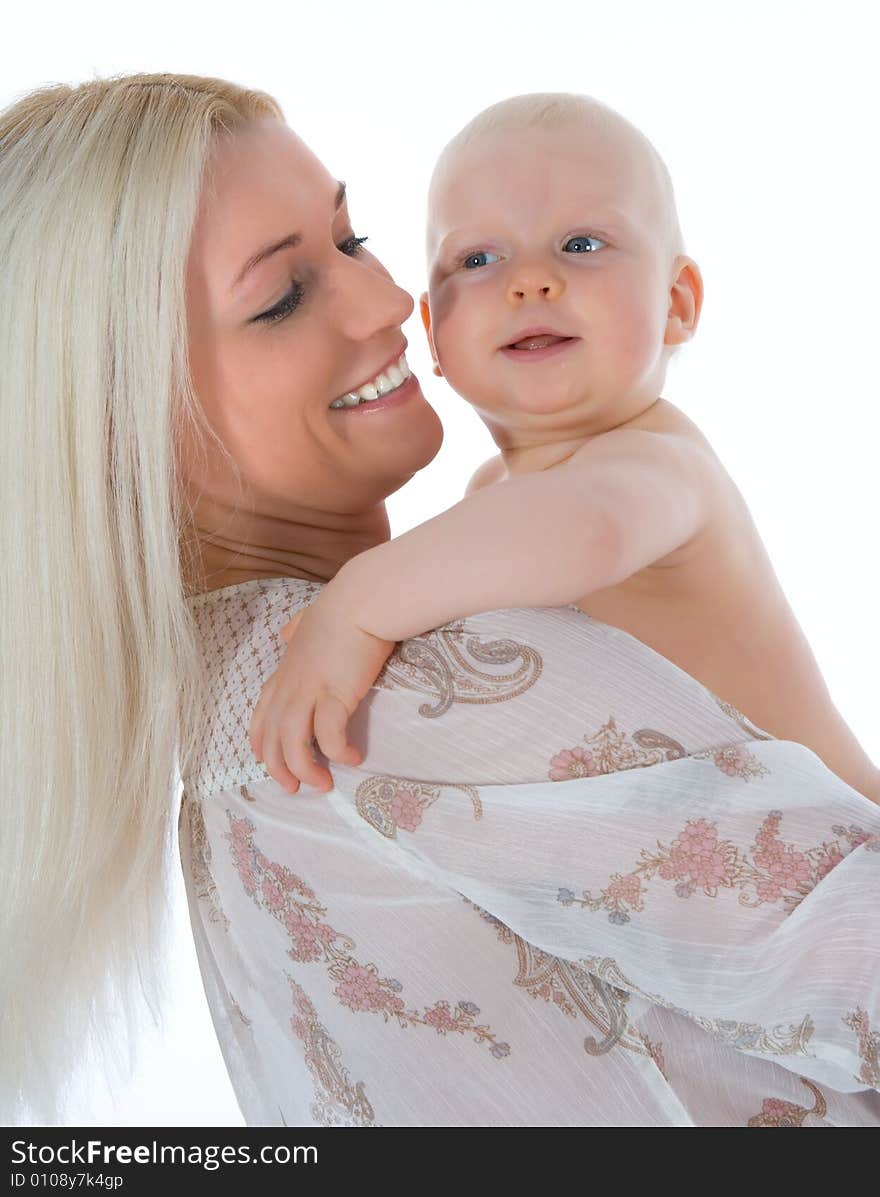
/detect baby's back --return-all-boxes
[574,401,880,803]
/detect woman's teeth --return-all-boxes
[329,354,411,408]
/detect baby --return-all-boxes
[249,92,880,807]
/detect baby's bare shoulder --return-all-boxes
[567,402,744,569]
[464,453,506,496]
[635,401,746,514]
[630,403,758,569]
[570,401,724,489]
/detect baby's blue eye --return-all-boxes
[563,235,606,254]
[462,250,502,270]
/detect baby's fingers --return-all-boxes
[260,721,304,795]
[314,695,362,768]
[280,716,334,794]
[278,610,305,644]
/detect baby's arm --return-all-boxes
[250,430,712,791]
[331,428,711,641]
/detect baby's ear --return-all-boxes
[664,256,703,347]
[419,292,443,377]
[418,291,431,332]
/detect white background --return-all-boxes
[3,0,877,1126]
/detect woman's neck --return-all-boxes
[181,497,391,597]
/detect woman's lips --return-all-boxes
[500,337,579,362]
[327,370,421,414]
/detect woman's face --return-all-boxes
[184,118,443,526]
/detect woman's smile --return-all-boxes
[328,368,422,415]
[329,349,414,409]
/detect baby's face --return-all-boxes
[423,121,688,437]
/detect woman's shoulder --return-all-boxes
[187,575,322,680]
[182,576,321,801]
[187,574,322,691]
[186,573,322,611]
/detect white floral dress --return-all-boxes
[178,577,880,1127]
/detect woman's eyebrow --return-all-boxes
[229,180,347,294]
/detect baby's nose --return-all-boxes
[505,267,564,303]
[509,283,554,299]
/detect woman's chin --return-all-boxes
[395,395,445,473]
[333,380,444,492]
[387,403,445,493]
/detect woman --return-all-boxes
[1,73,878,1127]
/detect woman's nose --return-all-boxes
[505,262,565,305]
[335,256,414,341]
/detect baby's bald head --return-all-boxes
[426,92,685,269]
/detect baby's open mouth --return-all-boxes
[506,334,575,350]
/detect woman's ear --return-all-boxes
[419,292,443,377]
[664,256,704,347]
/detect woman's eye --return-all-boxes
[563,234,606,254]
[254,282,305,325]
[339,233,369,257]
[254,234,370,326]
[462,250,501,270]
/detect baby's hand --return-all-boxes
[248,595,396,794]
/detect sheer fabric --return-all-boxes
[179,576,880,1127]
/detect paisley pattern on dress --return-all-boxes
[710,694,775,741]
[180,791,230,931]
[354,774,482,838]
[375,619,543,717]
[179,578,880,1126]
[287,977,378,1127]
[463,897,667,1073]
[746,1077,828,1126]
[578,956,816,1060]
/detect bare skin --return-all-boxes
[469,400,880,805]
[180,118,444,597]
[249,106,879,807]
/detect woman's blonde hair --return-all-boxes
[0,71,283,1124]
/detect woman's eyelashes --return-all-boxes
[254,279,305,325]
[458,234,607,271]
[253,234,370,326]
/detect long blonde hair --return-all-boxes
[0,72,283,1124]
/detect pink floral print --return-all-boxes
[705,744,770,781]
[549,747,600,781]
[557,810,866,923]
[390,787,423,832]
[843,1008,880,1088]
[224,809,510,1059]
[546,717,687,782]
